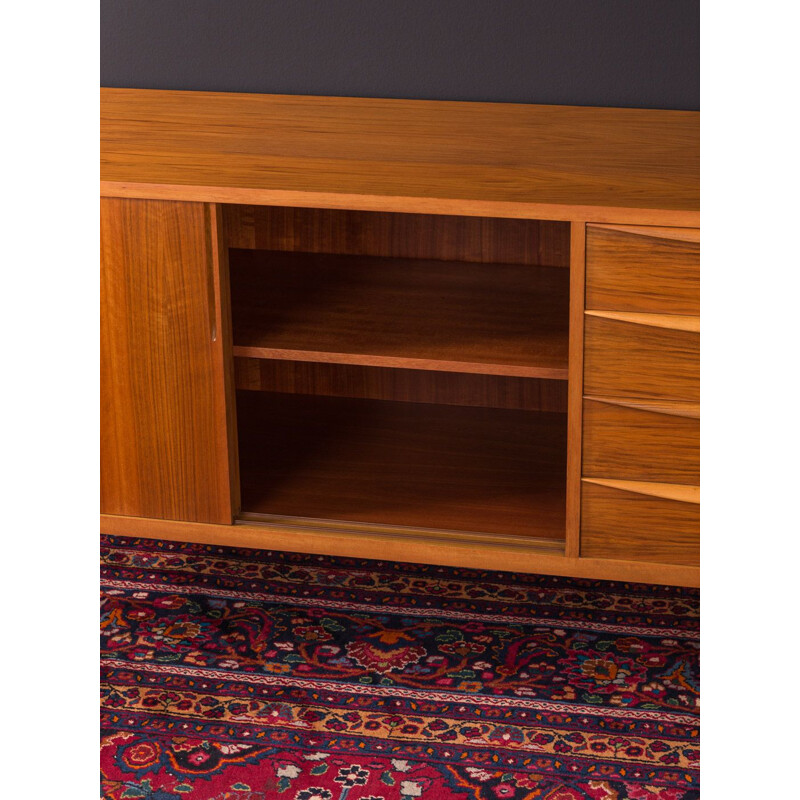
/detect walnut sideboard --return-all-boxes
[100,89,699,587]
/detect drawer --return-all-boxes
[584,312,699,402]
[581,480,699,566]
[582,397,699,484]
[586,224,699,315]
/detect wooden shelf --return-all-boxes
[236,390,567,539]
[230,249,570,379]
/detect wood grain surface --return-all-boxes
[234,358,568,413]
[209,204,242,517]
[580,481,699,566]
[586,224,699,314]
[582,397,700,484]
[101,89,699,224]
[100,198,234,523]
[565,222,587,558]
[222,205,570,267]
[229,249,570,378]
[236,390,567,540]
[583,314,699,401]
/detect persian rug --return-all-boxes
[100,535,699,799]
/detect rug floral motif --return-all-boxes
[100,535,699,799]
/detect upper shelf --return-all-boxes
[100,89,699,226]
[230,249,569,379]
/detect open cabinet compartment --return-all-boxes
[224,205,571,545]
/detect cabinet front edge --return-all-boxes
[100,514,700,588]
[99,182,699,227]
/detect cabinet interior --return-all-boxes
[224,205,571,544]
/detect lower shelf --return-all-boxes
[236,390,567,539]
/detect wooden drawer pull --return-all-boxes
[585,309,699,333]
[583,395,699,419]
[582,477,699,504]
[589,224,700,244]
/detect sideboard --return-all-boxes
[100,89,699,586]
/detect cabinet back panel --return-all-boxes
[222,205,570,267]
[234,357,568,412]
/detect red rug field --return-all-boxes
[100,535,699,799]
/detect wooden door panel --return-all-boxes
[101,198,235,522]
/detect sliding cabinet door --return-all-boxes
[101,198,237,523]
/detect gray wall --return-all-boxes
[101,0,699,110]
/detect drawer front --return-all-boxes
[583,314,699,402]
[586,224,699,315]
[582,398,699,484]
[581,481,699,566]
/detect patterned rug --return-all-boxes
[100,535,699,799]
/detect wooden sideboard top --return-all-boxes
[101,88,699,225]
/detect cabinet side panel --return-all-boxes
[100,198,234,523]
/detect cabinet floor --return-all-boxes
[236,390,567,539]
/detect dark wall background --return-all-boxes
[101,0,699,111]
